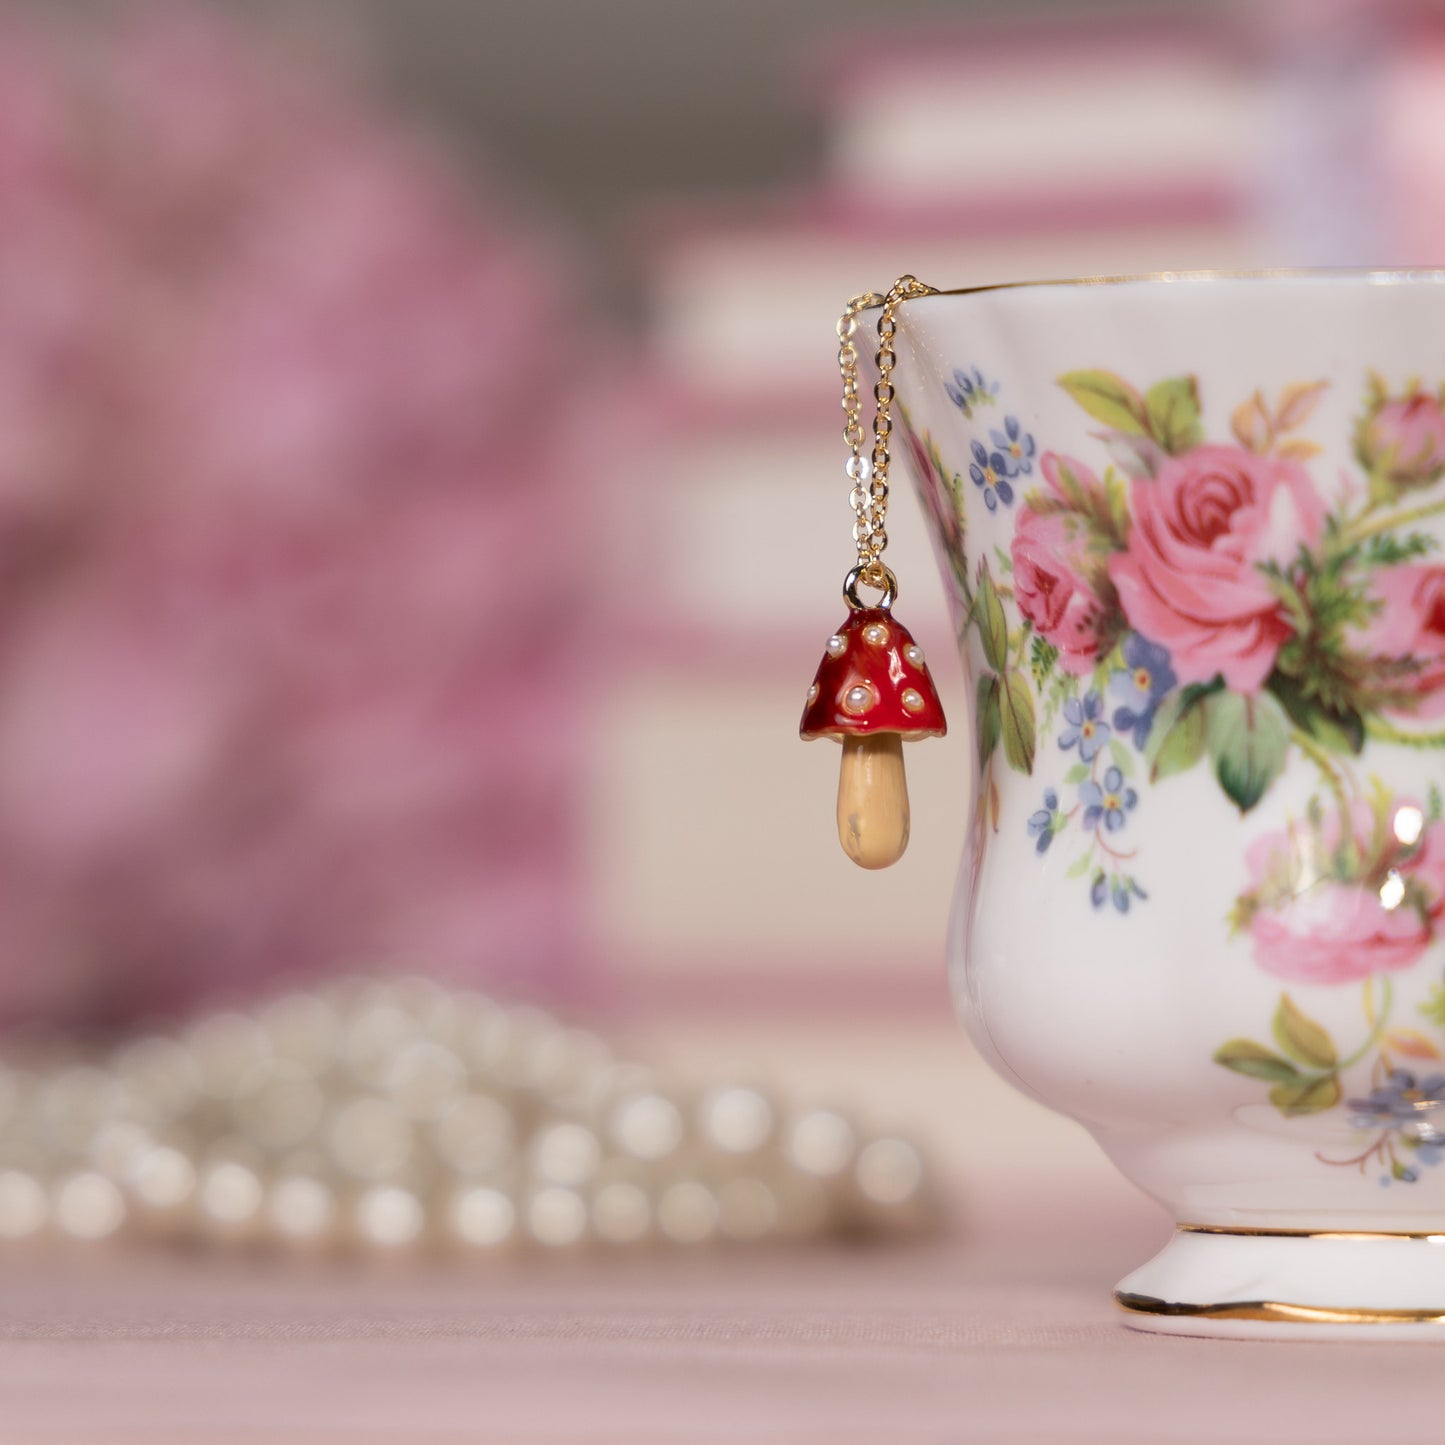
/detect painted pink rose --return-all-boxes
[1353,564,1445,719]
[1010,453,1114,676]
[1108,445,1324,692]
[1359,391,1445,491]
[1245,799,1445,985]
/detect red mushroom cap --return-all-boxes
[800,608,947,742]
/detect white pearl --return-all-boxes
[450,1186,516,1248]
[427,1092,514,1173]
[610,1092,683,1162]
[901,688,924,713]
[530,1121,601,1187]
[89,1120,154,1177]
[904,643,925,667]
[355,1185,425,1248]
[54,1171,125,1241]
[699,1086,773,1154]
[656,1180,718,1245]
[37,1066,125,1153]
[328,1097,413,1180]
[526,1186,587,1247]
[385,1040,466,1121]
[528,1027,611,1100]
[268,1176,337,1243]
[258,992,341,1071]
[0,1170,47,1239]
[591,1181,650,1245]
[198,1161,264,1230]
[112,1036,200,1122]
[845,454,871,483]
[469,1006,563,1089]
[786,1109,856,1178]
[862,623,888,646]
[855,1137,925,1208]
[842,684,873,715]
[341,1003,418,1085]
[186,1013,271,1100]
[129,1145,196,1211]
[231,1057,324,1151]
[431,1094,514,1175]
[806,683,819,705]
[825,635,846,658]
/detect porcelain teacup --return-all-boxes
[892,271,1445,1338]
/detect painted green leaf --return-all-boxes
[1269,1075,1342,1116]
[1108,738,1135,777]
[1271,994,1337,1069]
[976,566,1008,673]
[1267,671,1365,755]
[1064,762,1090,784]
[1213,1038,1301,1084]
[1065,851,1094,879]
[999,672,1036,775]
[1204,691,1289,813]
[976,674,1002,768]
[1420,982,1445,1032]
[1143,376,1204,454]
[1144,688,1209,782]
[1057,370,1149,436]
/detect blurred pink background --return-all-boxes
[4,0,1445,1138]
[0,6,594,1027]
[8,4,1445,1435]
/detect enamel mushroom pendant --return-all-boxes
[800,603,946,869]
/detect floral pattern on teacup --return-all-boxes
[906,365,1445,1179]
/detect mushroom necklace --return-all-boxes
[801,277,945,869]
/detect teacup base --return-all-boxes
[1115,1223,1445,1341]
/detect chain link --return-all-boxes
[836,275,937,595]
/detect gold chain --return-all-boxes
[836,275,937,597]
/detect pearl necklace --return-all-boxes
[0,977,930,1253]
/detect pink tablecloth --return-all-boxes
[2,1217,1443,1444]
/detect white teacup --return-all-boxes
[891,271,1445,1338]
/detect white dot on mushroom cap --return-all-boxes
[862,623,888,646]
[843,685,873,714]
[902,689,924,713]
[825,635,846,658]
[904,644,925,667]
[806,683,819,705]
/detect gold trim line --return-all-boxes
[863,266,1445,307]
[1117,1291,1445,1326]
[1177,1222,1445,1242]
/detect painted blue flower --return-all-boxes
[944,366,998,416]
[1416,1141,1445,1169]
[1057,692,1109,761]
[1110,633,1177,749]
[1090,873,1107,909]
[1347,1071,1445,1131]
[1026,788,1059,855]
[1079,766,1137,833]
[989,416,1036,477]
[968,439,1014,512]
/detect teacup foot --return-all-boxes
[1116,1223,1445,1340]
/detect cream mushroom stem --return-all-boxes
[836,733,910,869]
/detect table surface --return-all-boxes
[4,1219,1445,1445]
